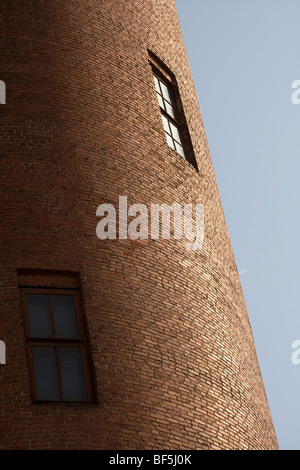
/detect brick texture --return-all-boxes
[0,0,278,449]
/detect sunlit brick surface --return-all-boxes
[0,0,278,449]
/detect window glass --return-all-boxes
[165,133,175,150]
[160,81,172,103]
[169,121,181,143]
[154,75,161,93]
[175,142,185,158]
[161,114,170,133]
[165,101,176,119]
[32,347,60,401]
[52,295,79,339]
[157,94,164,109]
[27,294,52,338]
[59,347,87,402]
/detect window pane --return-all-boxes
[161,114,170,133]
[32,347,60,401]
[175,141,186,158]
[153,76,161,93]
[165,132,175,150]
[169,121,182,143]
[160,81,173,103]
[165,101,176,119]
[51,295,79,338]
[157,93,164,109]
[26,294,52,337]
[59,348,87,402]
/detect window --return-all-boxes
[21,288,93,403]
[149,51,198,171]
[153,72,187,159]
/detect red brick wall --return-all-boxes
[0,0,278,449]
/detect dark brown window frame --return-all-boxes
[21,287,94,404]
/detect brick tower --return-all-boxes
[0,0,278,449]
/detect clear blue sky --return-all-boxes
[175,0,300,450]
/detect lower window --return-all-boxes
[21,288,93,403]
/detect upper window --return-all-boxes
[149,51,198,171]
[153,73,187,160]
[21,288,94,403]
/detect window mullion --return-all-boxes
[55,346,64,401]
[48,294,56,338]
[160,108,181,127]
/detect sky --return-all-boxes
[175,0,300,451]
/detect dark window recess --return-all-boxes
[21,289,93,403]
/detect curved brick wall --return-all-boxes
[0,0,278,449]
